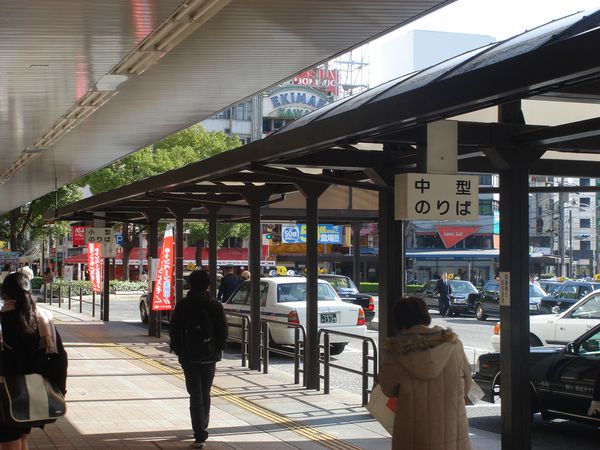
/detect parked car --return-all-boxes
[539,280,600,313]
[318,274,375,322]
[491,289,600,351]
[475,323,600,426]
[467,281,546,321]
[538,280,562,295]
[139,271,192,324]
[223,277,367,355]
[418,279,478,315]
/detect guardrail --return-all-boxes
[317,329,378,406]
[260,319,306,386]
[224,311,251,367]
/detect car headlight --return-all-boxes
[551,306,560,314]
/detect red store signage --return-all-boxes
[72,226,87,246]
[436,225,480,248]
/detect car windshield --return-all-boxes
[449,281,477,294]
[529,284,546,297]
[277,282,339,303]
[323,277,356,291]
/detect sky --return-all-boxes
[367,0,599,86]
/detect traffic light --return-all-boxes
[266,226,273,240]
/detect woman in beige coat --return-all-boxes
[379,297,472,450]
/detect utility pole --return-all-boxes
[569,208,573,277]
[558,186,565,277]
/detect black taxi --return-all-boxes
[473,323,600,425]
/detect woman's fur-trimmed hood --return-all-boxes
[384,325,459,380]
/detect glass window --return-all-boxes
[580,285,593,298]
[479,174,493,186]
[229,283,250,305]
[581,178,591,187]
[260,283,268,307]
[529,284,546,297]
[581,241,591,251]
[580,197,591,207]
[277,283,338,303]
[578,329,600,357]
[561,285,578,299]
[571,295,600,320]
[450,281,477,294]
[580,218,591,228]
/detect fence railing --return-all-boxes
[224,312,251,367]
[260,319,306,386]
[43,283,99,318]
[317,329,378,406]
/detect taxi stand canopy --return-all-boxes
[47,9,600,450]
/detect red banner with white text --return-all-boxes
[72,226,87,246]
[87,243,103,293]
[152,228,174,311]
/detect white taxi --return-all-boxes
[223,277,367,355]
[490,289,600,351]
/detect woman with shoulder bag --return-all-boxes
[379,297,472,450]
[0,273,68,450]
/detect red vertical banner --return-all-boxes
[87,243,103,293]
[152,228,174,311]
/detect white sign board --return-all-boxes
[395,173,479,221]
[499,272,510,306]
[85,228,117,258]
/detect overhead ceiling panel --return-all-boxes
[0,0,451,214]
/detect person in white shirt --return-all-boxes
[18,262,34,281]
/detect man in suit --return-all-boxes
[435,273,452,317]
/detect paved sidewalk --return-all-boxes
[29,304,501,449]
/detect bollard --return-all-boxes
[68,285,72,310]
[261,322,269,374]
[79,287,83,313]
[294,328,300,385]
[241,318,247,367]
[92,291,96,317]
[49,283,53,306]
[58,285,62,308]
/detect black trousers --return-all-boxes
[182,362,216,442]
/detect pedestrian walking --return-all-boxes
[169,270,228,448]
[435,272,452,317]
[217,266,241,302]
[379,297,472,450]
[240,270,250,281]
[0,272,68,450]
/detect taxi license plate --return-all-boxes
[320,313,337,324]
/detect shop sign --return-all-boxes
[395,173,479,221]
[436,226,480,248]
[281,224,342,244]
[87,243,103,293]
[291,67,339,96]
[263,86,329,119]
[71,226,87,246]
[152,228,174,311]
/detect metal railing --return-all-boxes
[44,283,99,318]
[224,312,251,367]
[317,329,378,406]
[260,319,306,386]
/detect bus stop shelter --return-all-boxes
[48,8,600,449]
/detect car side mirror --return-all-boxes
[564,342,579,355]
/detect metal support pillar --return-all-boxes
[208,206,219,299]
[145,213,161,338]
[352,223,361,285]
[378,188,404,345]
[169,206,191,305]
[243,188,272,371]
[297,183,328,389]
[499,164,532,450]
[102,256,110,321]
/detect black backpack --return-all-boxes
[181,306,216,362]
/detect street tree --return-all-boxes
[78,125,241,279]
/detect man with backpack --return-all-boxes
[169,270,228,448]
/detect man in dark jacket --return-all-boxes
[435,273,452,317]
[169,270,228,448]
[217,266,241,302]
